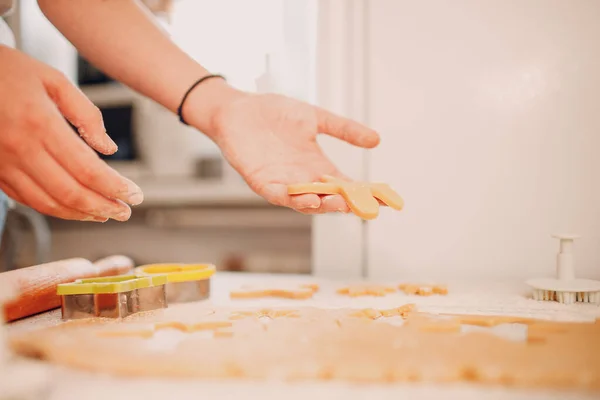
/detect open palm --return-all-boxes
[212,93,380,214]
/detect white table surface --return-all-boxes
[3,272,600,400]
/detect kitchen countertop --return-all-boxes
[4,272,600,400]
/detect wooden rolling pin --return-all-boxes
[0,255,134,322]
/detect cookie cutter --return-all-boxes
[135,264,215,303]
[57,274,168,320]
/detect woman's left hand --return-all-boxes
[187,85,380,215]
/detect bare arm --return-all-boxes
[37,0,242,136]
[37,0,380,214]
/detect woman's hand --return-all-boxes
[34,0,379,215]
[0,46,143,222]
[186,82,380,215]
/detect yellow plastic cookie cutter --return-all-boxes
[134,264,215,302]
[57,274,167,295]
[135,264,215,282]
[56,274,168,320]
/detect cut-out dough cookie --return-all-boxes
[337,284,396,297]
[97,320,233,339]
[229,283,318,299]
[399,284,448,296]
[287,175,403,220]
[229,309,301,320]
[349,304,416,320]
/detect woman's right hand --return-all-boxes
[0,46,143,222]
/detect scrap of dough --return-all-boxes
[337,284,397,297]
[399,284,448,296]
[97,320,233,338]
[349,304,416,320]
[287,176,403,220]
[229,309,301,320]
[230,283,319,300]
[380,304,416,318]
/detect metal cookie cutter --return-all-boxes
[57,274,168,320]
[135,264,215,303]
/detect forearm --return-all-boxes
[37,0,241,136]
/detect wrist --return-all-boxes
[182,77,247,140]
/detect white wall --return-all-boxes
[365,0,600,280]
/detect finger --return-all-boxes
[1,173,107,222]
[296,196,350,214]
[261,181,330,212]
[289,193,321,210]
[42,69,118,155]
[41,107,144,206]
[0,181,24,204]
[20,152,131,221]
[320,195,350,213]
[314,106,380,148]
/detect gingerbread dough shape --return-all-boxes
[399,283,448,296]
[337,284,397,297]
[348,304,415,320]
[229,283,319,299]
[229,309,301,320]
[9,308,600,390]
[288,175,403,220]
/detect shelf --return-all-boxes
[106,161,150,181]
[135,178,267,207]
[79,83,137,107]
[145,207,310,229]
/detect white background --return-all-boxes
[314,0,600,281]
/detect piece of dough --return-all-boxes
[337,284,396,297]
[229,309,301,320]
[399,284,448,296]
[287,176,403,220]
[229,283,319,299]
[348,304,415,320]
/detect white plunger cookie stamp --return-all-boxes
[527,234,600,305]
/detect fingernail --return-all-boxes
[306,203,320,209]
[111,213,130,222]
[82,216,109,222]
[110,207,131,222]
[120,179,144,206]
[105,131,118,152]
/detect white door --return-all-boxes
[363,0,600,281]
[311,0,370,279]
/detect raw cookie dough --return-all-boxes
[230,283,319,299]
[229,309,301,320]
[348,305,415,320]
[9,308,600,390]
[287,175,403,220]
[399,283,448,296]
[337,284,397,297]
[97,320,233,339]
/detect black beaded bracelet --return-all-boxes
[177,74,226,125]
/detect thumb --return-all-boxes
[42,69,118,155]
[314,106,380,148]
